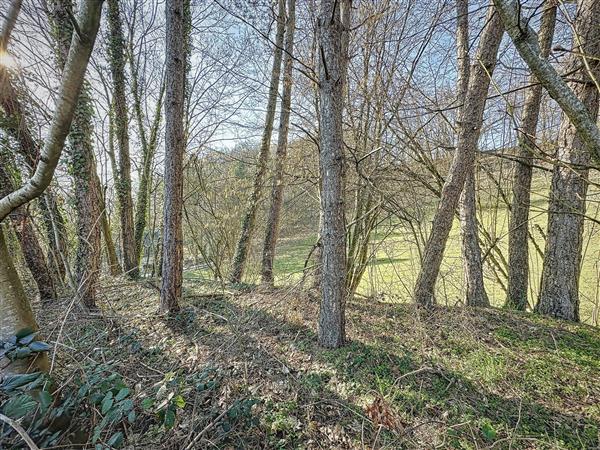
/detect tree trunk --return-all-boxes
[506,2,556,311]
[0,158,56,302]
[95,174,122,276]
[229,0,286,284]
[107,0,137,278]
[413,3,503,307]
[0,0,103,375]
[537,0,600,321]
[0,227,48,376]
[134,83,165,271]
[492,0,600,164]
[47,0,103,309]
[316,0,349,348]
[261,0,296,285]
[0,34,69,286]
[160,0,189,314]
[456,0,489,307]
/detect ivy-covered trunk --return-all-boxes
[47,0,102,309]
[107,0,137,278]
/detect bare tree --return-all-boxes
[506,1,556,311]
[229,0,286,284]
[317,0,350,348]
[160,0,190,314]
[457,0,489,307]
[536,0,600,321]
[261,0,296,285]
[0,0,103,375]
[413,3,504,307]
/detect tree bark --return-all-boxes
[456,0,489,307]
[229,0,286,284]
[536,0,600,321]
[261,0,296,285]
[317,0,349,348]
[134,83,165,271]
[492,0,600,164]
[160,0,189,314]
[0,227,48,376]
[506,2,556,311]
[0,158,56,302]
[413,3,503,307]
[0,0,104,220]
[0,24,69,285]
[0,0,103,375]
[106,0,137,278]
[47,0,103,309]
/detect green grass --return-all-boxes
[267,170,600,325]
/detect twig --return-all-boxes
[0,413,41,450]
[184,406,232,450]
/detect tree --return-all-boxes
[0,0,103,375]
[316,0,350,348]
[492,0,600,163]
[536,0,600,321]
[160,0,189,314]
[456,0,489,307]
[107,0,137,278]
[46,0,102,309]
[229,0,286,284]
[506,1,556,311]
[413,3,504,307]
[261,0,296,285]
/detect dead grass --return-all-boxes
[34,278,600,449]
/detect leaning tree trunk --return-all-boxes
[506,2,556,311]
[261,0,296,285]
[492,0,600,163]
[0,157,56,302]
[413,3,503,307]
[0,44,69,286]
[107,0,137,278]
[456,0,489,307]
[316,0,350,348]
[537,0,600,321]
[229,0,286,284]
[160,0,189,314]
[0,0,104,376]
[47,0,102,309]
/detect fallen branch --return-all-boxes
[0,412,41,450]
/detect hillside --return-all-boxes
[10,280,599,449]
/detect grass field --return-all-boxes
[185,170,600,325]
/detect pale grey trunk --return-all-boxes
[456,0,489,307]
[261,0,296,285]
[107,0,137,278]
[317,0,349,348]
[160,0,188,313]
[506,2,556,310]
[492,0,600,164]
[537,0,600,321]
[229,0,286,284]
[413,4,503,307]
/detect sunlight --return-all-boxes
[0,51,18,69]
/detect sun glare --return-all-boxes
[0,52,18,69]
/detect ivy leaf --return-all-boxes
[28,341,50,352]
[481,421,497,441]
[173,394,186,409]
[163,408,176,429]
[115,387,130,401]
[2,394,37,419]
[107,431,124,448]
[18,332,38,345]
[101,392,114,414]
[15,328,35,339]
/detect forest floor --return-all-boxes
[32,278,600,449]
